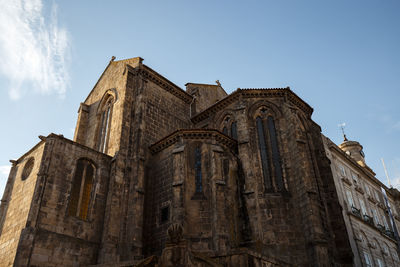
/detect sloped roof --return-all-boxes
[191,87,313,123]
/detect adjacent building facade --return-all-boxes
[0,56,381,266]
[323,135,400,267]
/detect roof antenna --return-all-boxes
[381,158,392,188]
[338,122,348,141]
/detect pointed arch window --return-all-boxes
[98,96,114,153]
[256,114,284,192]
[68,159,95,220]
[195,147,202,193]
[220,115,238,141]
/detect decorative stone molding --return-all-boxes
[172,181,184,187]
[127,65,193,104]
[149,129,237,154]
[341,176,352,186]
[368,195,376,203]
[191,87,313,124]
[355,185,364,194]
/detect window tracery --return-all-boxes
[220,114,238,140]
[255,107,284,192]
[97,95,114,153]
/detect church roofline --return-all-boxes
[149,129,237,154]
[127,64,194,104]
[83,57,144,103]
[185,82,220,87]
[13,133,112,164]
[190,87,313,123]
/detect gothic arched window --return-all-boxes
[256,110,284,192]
[195,147,202,193]
[98,96,114,153]
[220,115,238,140]
[68,159,95,220]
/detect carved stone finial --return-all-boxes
[38,135,46,141]
[111,56,116,62]
[9,160,17,166]
[215,80,221,87]
[167,223,183,244]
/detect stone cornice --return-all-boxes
[127,64,193,104]
[149,129,237,154]
[45,133,113,158]
[190,87,313,124]
[15,133,112,164]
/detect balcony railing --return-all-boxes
[377,224,385,232]
[351,206,361,218]
[384,229,395,239]
[363,214,374,226]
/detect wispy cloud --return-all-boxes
[0,0,70,99]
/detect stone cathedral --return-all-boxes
[0,57,354,266]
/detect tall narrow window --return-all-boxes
[346,190,354,208]
[372,208,380,225]
[231,121,238,140]
[68,159,95,220]
[256,117,272,191]
[359,198,367,215]
[195,147,202,193]
[267,116,283,190]
[363,252,372,267]
[222,127,228,135]
[98,97,113,153]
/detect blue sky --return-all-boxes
[0,0,399,196]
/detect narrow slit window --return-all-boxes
[222,127,228,135]
[267,116,283,190]
[98,97,113,153]
[160,206,170,223]
[68,159,95,220]
[231,121,238,140]
[256,117,272,191]
[195,147,202,193]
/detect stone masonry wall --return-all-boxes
[142,79,191,145]
[97,67,192,262]
[74,57,142,156]
[145,134,241,263]
[191,94,352,265]
[143,148,174,256]
[0,142,45,267]
[12,135,112,267]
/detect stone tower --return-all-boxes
[0,57,353,266]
